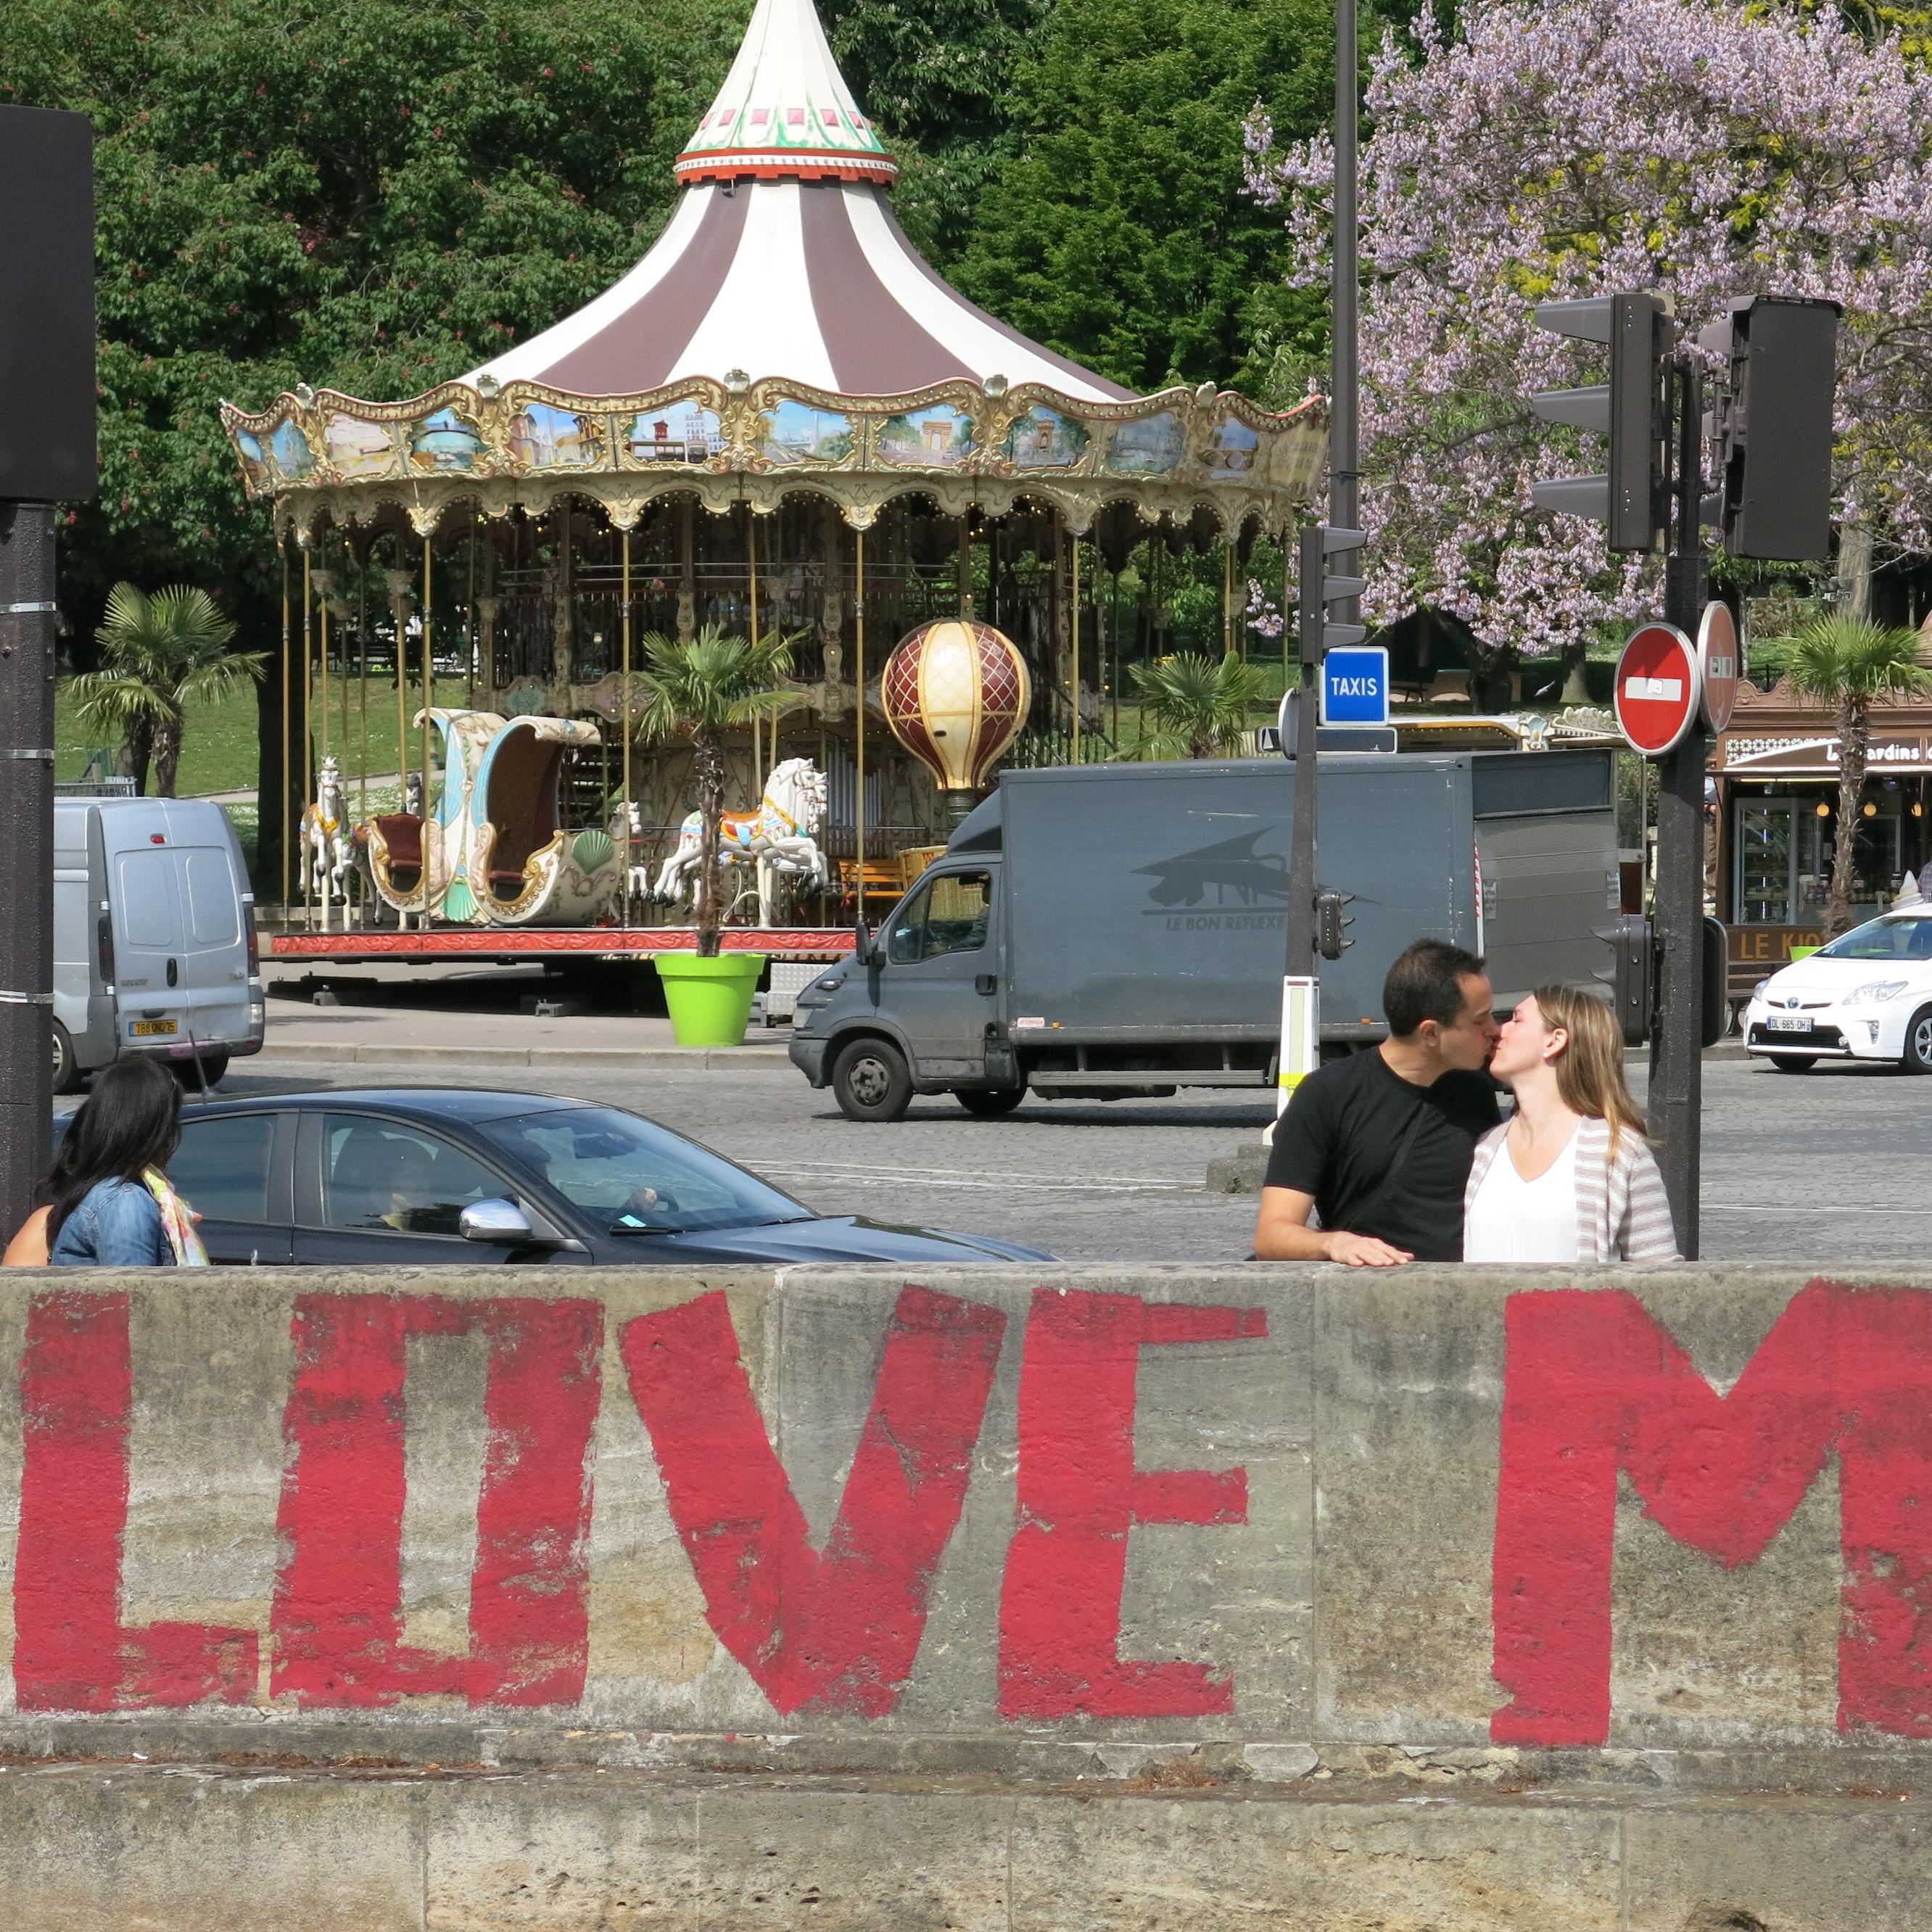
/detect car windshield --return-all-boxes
[476,1106,811,1236]
[1816,915,1932,962]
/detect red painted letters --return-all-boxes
[273,1293,603,1707]
[997,1288,1266,1719]
[1493,1283,1932,1746]
[15,1292,257,1710]
[620,1284,1005,1715]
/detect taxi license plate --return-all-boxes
[1767,1015,1811,1033]
[128,1019,178,1038]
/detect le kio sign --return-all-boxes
[1698,600,1740,733]
[1614,621,1702,757]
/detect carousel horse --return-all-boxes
[298,755,355,928]
[651,757,830,925]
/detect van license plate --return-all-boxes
[129,1019,178,1038]
[1767,1015,1811,1033]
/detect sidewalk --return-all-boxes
[257,994,793,1068]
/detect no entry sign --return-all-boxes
[1614,622,1702,757]
[1698,601,1740,733]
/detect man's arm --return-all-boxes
[1252,1185,1413,1266]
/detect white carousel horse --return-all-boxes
[298,755,355,930]
[651,757,830,926]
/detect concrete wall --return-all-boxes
[4,1262,1932,1927]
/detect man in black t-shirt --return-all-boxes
[1253,938,1501,1266]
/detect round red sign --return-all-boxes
[1614,622,1702,758]
[1698,600,1740,733]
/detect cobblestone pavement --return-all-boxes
[194,1047,1931,1266]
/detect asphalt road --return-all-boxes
[189,1045,1931,1266]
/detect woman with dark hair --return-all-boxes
[43,1059,207,1267]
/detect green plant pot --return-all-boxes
[1788,945,1820,962]
[654,951,766,1047]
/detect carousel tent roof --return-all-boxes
[461,0,1131,404]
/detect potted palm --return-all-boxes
[1785,614,1931,935]
[634,624,795,1045]
[1126,651,1274,759]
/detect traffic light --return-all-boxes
[1315,889,1355,961]
[1701,916,1730,1049]
[1530,292,1675,552]
[1594,915,1654,1046]
[1698,296,1840,562]
[1297,524,1366,665]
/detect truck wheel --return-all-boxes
[173,1052,230,1092]
[833,1039,914,1123]
[955,1086,1025,1118]
[50,1021,83,1096]
[1770,1055,1817,1074]
[1904,1007,1932,1074]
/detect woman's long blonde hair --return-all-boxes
[1532,983,1649,1154]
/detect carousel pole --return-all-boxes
[465,511,478,708]
[301,542,314,930]
[355,554,369,825]
[1070,530,1082,767]
[1224,538,1238,660]
[315,561,331,931]
[421,534,434,904]
[278,536,292,920]
[621,524,633,931]
[748,503,762,795]
[855,524,867,925]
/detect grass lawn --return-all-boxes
[55,675,474,797]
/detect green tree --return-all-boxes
[632,626,796,954]
[1126,650,1273,759]
[70,584,264,797]
[953,0,1332,392]
[1785,615,1931,934]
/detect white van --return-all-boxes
[53,796,265,1092]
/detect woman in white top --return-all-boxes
[1463,982,1680,1264]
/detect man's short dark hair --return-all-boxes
[1383,938,1487,1038]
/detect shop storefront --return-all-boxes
[1713,683,1932,997]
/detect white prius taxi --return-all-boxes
[1744,904,1932,1073]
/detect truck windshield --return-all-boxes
[886,870,993,964]
[477,1107,811,1235]
[1816,916,1932,962]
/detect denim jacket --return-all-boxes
[49,1178,173,1267]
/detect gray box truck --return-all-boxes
[789,751,1619,1120]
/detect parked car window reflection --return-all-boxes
[886,870,992,965]
[477,1107,807,1235]
[1817,915,1932,962]
[321,1115,500,1236]
[172,1114,275,1222]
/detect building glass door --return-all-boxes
[1735,798,1799,924]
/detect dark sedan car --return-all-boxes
[162,1089,1055,1267]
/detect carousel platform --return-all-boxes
[263,923,855,965]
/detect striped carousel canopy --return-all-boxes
[461,0,1131,404]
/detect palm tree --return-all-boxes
[69,585,263,797]
[1126,651,1274,759]
[632,624,796,954]
[1786,614,1931,935]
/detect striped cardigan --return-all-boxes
[1463,1115,1680,1263]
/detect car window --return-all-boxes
[1817,916,1932,962]
[179,848,241,949]
[321,1114,502,1237]
[171,1114,276,1223]
[476,1106,806,1236]
[886,870,992,964]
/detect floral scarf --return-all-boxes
[142,1168,210,1267]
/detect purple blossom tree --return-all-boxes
[1244,0,1932,685]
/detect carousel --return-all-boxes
[224,0,1327,940]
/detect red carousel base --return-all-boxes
[265,926,855,965]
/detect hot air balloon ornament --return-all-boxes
[881,619,1033,826]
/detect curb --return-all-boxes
[254,1041,794,1070]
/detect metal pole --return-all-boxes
[621,525,633,930]
[301,545,314,929]
[855,525,867,922]
[1650,357,1707,1257]
[279,538,292,916]
[421,536,434,905]
[0,503,57,1243]
[1282,526,1324,1081]
[1070,532,1081,767]
[748,505,761,796]
[1332,0,1360,589]
[355,557,368,825]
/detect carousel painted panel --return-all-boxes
[508,402,608,471]
[1105,410,1184,476]
[625,402,726,466]
[1004,405,1091,471]
[1205,410,1261,480]
[324,411,401,482]
[268,418,318,484]
[407,406,487,475]
[760,399,858,467]
[870,404,976,469]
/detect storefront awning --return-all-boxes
[1719,732,1932,776]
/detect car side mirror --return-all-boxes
[460,1197,541,1245]
[854,919,885,969]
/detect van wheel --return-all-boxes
[50,1021,83,1095]
[1770,1055,1817,1073]
[955,1086,1025,1118]
[832,1039,913,1122]
[172,1052,229,1092]
[1904,1007,1932,1074]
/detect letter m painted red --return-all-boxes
[1493,1283,1932,1746]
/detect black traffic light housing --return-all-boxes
[1530,292,1675,553]
[1699,295,1840,563]
[1593,914,1729,1048]
[1297,524,1366,666]
[1315,889,1355,962]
